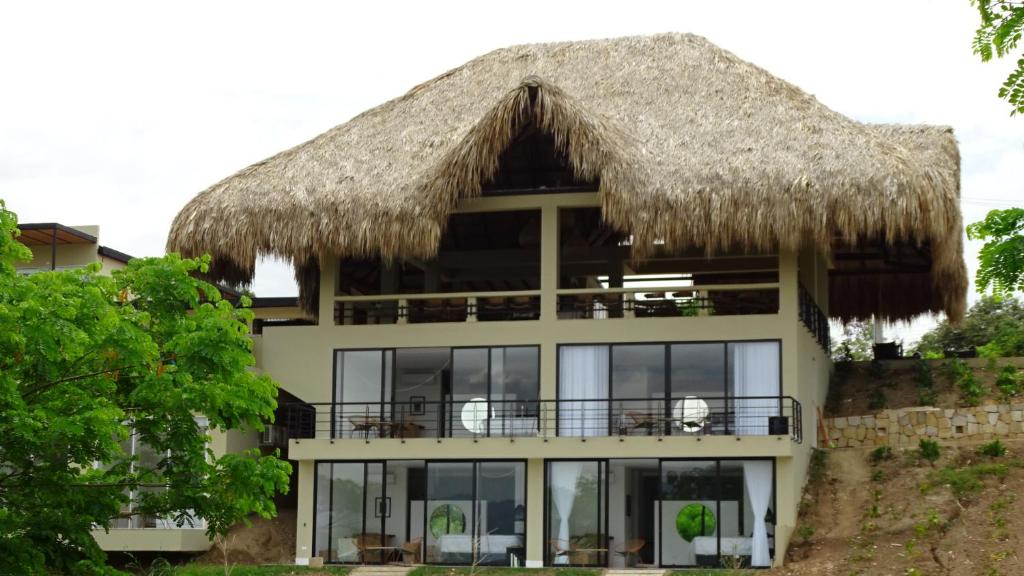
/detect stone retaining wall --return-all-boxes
[826,404,1024,448]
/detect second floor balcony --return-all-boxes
[283,395,801,443]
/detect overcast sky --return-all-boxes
[1,1,1021,344]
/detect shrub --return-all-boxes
[946,358,970,381]
[915,358,937,405]
[917,387,938,406]
[871,468,886,482]
[996,365,1021,398]
[914,358,934,387]
[979,440,1008,458]
[958,372,984,406]
[809,448,828,484]
[918,439,941,463]
[870,446,893,463]
[868,388,888,410]
[796,524,815,543]
[868,358,888,380]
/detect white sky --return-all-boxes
[1,0,1021,344]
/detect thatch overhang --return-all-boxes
[167,33,965,322]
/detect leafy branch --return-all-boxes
[973,0,1024,114]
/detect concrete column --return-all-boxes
[778,250,800,399]
[318,254,337,327]
[539,204,558,321]
[525,458,546,567]
[539,205,559,433]
[294,459,316,564]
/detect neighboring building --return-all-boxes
[15,223,131,275]
[166,34,966,569]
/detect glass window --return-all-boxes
[316,461,428,564]
[728,342,781,435]
[658,459,774,568]
[334,347,539,439]
[391,348,449,437]
[547,461,607,567]
[426,462,476,564]
[612,345,666,435]
[660,461,718,566]
[316,463,366,563]
[452,349,489,437]
[476,462,526,565]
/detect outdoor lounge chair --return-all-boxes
[614,538,645,567]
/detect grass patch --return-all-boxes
[808,448,828,483]
[172,566,351,576]
[926,463,1012,498]
[409,569,601,576]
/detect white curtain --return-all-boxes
[550,462,583,564]
[743,460,773,567]
[559,346,609,437]
[731,342,779,435]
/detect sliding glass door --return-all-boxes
[335,347,538,439]
[315,460,426,564]
[728,342,781,434]
[611,345,666,436]
[423,461,527,565]
[558,341,780,437]
[546,460,608,567]
[658,459,775,568]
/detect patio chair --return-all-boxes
[614,538,645,567]
[399,537,422,564]
[624,410,661,435]
[549,538,571,564]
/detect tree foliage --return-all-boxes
[831,321,874,362]
[973,0,1024,114]
[0,201,291,575]
[914,295,1024,357]
[967,208,1024,295]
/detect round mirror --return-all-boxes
[460,397,489,433]
[676,503,716,542]
[673,396,709,432]
[429,504,466,538]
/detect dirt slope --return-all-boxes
[193,509,297,566]
[780,440,1024,576]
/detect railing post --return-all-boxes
[397,298,408,325]
[467,296,477,322]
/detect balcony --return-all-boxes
[335,291,541,325]
[283,396,802,443]
[332,283,778,326]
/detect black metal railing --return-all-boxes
[798,283,830,353]
[556,289,778,319]
[334,296,541,325]
[282,396,802,443]
[251,318,317,334]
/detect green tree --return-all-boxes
[0,201,291,575]
[914,295,1024,357]
[831,321,874,362]
[972,0,1024,114]
[967,208,1024,295]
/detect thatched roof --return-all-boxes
[167,32,965,322]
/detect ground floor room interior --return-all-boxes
[313,457,775,568]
